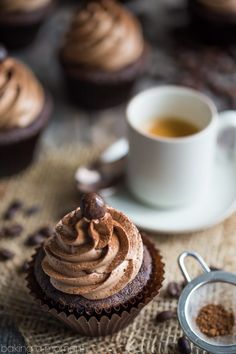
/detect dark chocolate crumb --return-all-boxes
[0,248,15,261]
[155,310,177,323]
[177,336,191,354]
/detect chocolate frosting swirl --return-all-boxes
[42,207,143,300]
[198,0,236,13]
[0,58,44,130]
[61,0,144,71]
[0,0,51,13]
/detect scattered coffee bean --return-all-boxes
[37,226,52,238]
[25,233,45,247]
[1,224,23,238]
[3,200,23,220]
[0,248,15,261]
[177,336,191,354]
[24,206,40,217]
[166,282,183,298]
[19,261,30,273]
[155,310,177,323]
[80,193,106,220]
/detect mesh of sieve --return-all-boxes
[186,281,236,346]
[178,252,236,353]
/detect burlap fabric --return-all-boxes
[0,144,236,354]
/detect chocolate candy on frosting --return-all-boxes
[80,193,106,220]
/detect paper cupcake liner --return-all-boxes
[26,235,164,337]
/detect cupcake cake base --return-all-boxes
[0,1,55,49]
[26,234,164,336]
[0,93,52,178]
[60,48,148,111]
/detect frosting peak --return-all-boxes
[0,58,44,130]
[61,0,144,71]
[42,198,143,300]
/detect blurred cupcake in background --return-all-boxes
[0,0,55,49]
[59,0,148,110]
[188,0,236,39]
[0,47,52,178]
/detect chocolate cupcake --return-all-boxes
[0,49,52,178]
[0,0,55,49]
[188,0,236,40]
[59,0,148,110]
[27,193,164,336]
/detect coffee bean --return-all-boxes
[25,233,45,247]
[80,193,106,220]
[19,261,30,273]
[155,310,176,323]
[2,224,23,238]
[24,206,40,217]
[167,282,183,298]
[3,200,23,220]
[37,226,52,238]
[0,248,15,261]
[0,45,7,63]
[177,336,191,354]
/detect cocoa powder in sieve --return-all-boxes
[196,304,234,337]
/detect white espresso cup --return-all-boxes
[126,85,236,208]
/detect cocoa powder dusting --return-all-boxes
[196,304,234,337]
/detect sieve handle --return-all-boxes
[178,251,211,283]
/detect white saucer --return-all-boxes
[106,146,236,234]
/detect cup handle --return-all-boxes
[218,110,236,131]
[217,110,236,153]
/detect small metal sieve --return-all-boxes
[177,251,236,354]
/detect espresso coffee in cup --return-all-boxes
[146,117,200,138]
